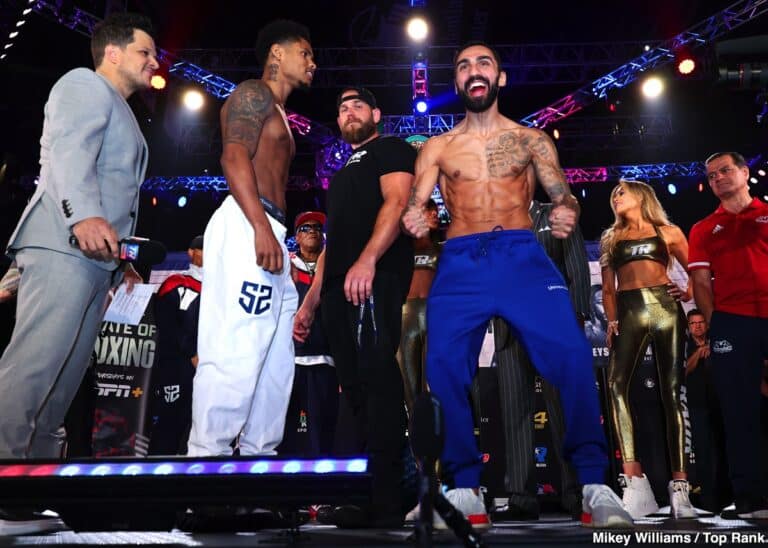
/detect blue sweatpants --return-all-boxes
[426,230,607,488]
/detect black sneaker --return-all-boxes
[0,509,66,536]
[736,497,768,519]
[721,497,768,520]
[492,499,540,521]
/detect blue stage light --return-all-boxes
[60,465,80,477]
[282,461,302,474]
[667,183,677,195]
[122,464,144,476]
[91,465,112,476]
[250,461,269,474]
[218,463,237,474]
[177,196,188,208]
[153,463,175,475]
[314,460,336,474]
[346,459,368,473]
[415,100,428,114]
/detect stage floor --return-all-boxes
[1,511,765,547]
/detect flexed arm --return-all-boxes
[401,137,442,238]
[528,129,579,239]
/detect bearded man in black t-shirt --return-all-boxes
[294,87,416,528]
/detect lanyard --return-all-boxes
[356,295,377,349]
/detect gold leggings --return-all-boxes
[397,298,429,415]
[607,285,687,473]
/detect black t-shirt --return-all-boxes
[324,135,416,286]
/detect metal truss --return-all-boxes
[175,41,659,88]
[564,162,704,183]
[380,114,462,136]
[142,175,317,193]
[521,0,768,128]
[141,161,705,196]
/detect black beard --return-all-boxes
[459,77,500,113]
[341,118,376,145]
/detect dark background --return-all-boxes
[1,0,767,251]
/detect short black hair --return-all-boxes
[686,308,705,320]
[425,198,438,211]
[453,40,502,69]
[705,151,747,168]
[336,86,377,111]
[91,12,154,68]
[254,19,311,67]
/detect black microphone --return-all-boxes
[410,393,444,463]
[69,235,167,265]
[410,393,485,548]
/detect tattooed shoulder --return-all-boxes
[221,80,275,156]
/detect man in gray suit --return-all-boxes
[0,13,158,464]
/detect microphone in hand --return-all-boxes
[69,235,167,265]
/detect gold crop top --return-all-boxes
[612,226,669,269]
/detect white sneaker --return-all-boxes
[404,501,445,529]
[619,474,659,518]
[443,488,491,530]
[668,480,697,519]
[581,484,634,528]
[0,510,67,536]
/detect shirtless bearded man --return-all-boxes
[401,41,633,529]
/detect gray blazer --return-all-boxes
[7,68,148,271]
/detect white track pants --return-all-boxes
[188,196,297,456]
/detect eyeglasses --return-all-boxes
[297,224,323,233]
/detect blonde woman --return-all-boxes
[600,180,696,520]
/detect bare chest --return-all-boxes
[440,131,533,182]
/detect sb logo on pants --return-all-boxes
[239,282,273,315]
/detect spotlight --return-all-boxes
[698,182,704,192]
[758,169,766,177]
[553,128,560,140]
[677,57,696,75]
[414,99,428,114]
[22,8,31,15]
[644,45,651,52]
[406,16,429,42]
[15,20,25,27]
[150,75,166,90]
[151,196,157,207]
[641,76,664,99]
[0,54,5,60]
[182,90,204,111]
[177,196,188,208]
[667,183,677,195]
[9,31,18,39]
[750,177,758,184]
[3,43,12,50]
[581,189,586,198]
[764,195,768,201]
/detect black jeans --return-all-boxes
[322,272,408,520]
[708,311,768,502]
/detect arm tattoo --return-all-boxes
[222,81,274,157]
[407,186,419,206]
[529,132,572,206]
[486,132,528,178]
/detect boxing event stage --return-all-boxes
[0,512,765,547]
